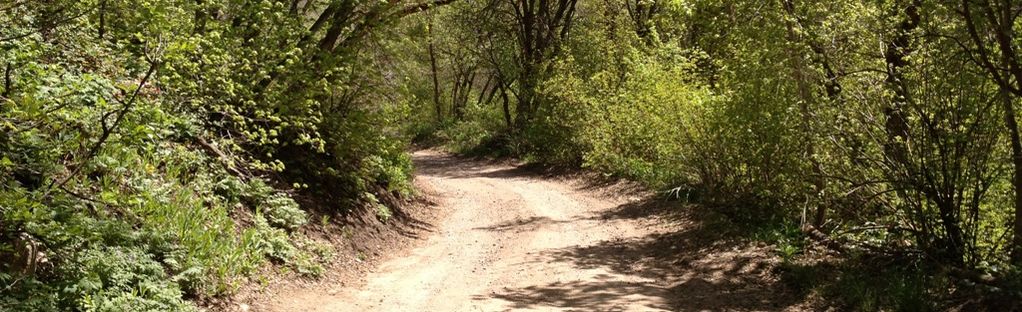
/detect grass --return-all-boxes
[779,256,943,311]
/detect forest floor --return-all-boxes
[246,150,816,311]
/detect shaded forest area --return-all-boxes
[2,0,1022,310]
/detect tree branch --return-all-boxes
[396,0,459,17]
[46,61,160,195]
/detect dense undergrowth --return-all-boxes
[400,0,1022,310]
[1,1,414,311]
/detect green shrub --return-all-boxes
[536,41,712,189]
[69,246,198,312]
[0,0,437,311]
[250,214,331,277]
[363,193,393,223]
[260,194,307,231]
[253,215,298,263]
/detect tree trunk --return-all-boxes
[961,0,1022,264]
[483,76,501,106]
[886,0,968,262]
[454,70,476,120]
[98,0,106,39]
[1005,90,1022,264]
[883,1,920,168]
[476,74,494,105]
[251,1,339,94]
[626,0,658,40]
[318,0,356,53]
[428,23,443,122]
[500,84,512,128]
[451,70,463,120]
[193,0,207,34]
[509,0,578,131]
[3,62,11,99]
[781,0,827,229]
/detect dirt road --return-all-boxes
[268,150,802,311]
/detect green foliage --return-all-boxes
[251,214,331,277]
[541,44,712,188]
[781,260,941,312]
[260,194,307,231]
[1,0,408,310]
[393,0,1022,308]
[754,221,807,263]
[432,109,513,156]
[363,193,393,223]
[6,0,1022,309]
[68,246,199,312]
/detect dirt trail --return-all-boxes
[266,150,805,311]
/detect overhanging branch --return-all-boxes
[397,0,459,17]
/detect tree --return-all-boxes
[504,0,579,128]
[960,0,1022,265]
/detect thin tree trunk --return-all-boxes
[318,0,356,53]
[3,62,11,99]
[98,0,106,39]
[251,1,339,94]
[428,22,443,122]
[193,0,207,34]
[994,3,1022,265]
[456,70,476,119]
[508,0,577,130]
[451,71,462,119]
[1007,87,1022,264]
[483,77,501,106]
[883,1,920,168]
[500,84,512,128]
[887,0,964,263]
[476,73,493,106]
[782,0,827,229]
[960,0,1022,264]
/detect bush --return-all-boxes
[510,29,716,194]
[260,194,307,231]
[0,2,384,310]
[68,246,198,312]
[251,214,331,277]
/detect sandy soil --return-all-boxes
[259,150,809,312]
